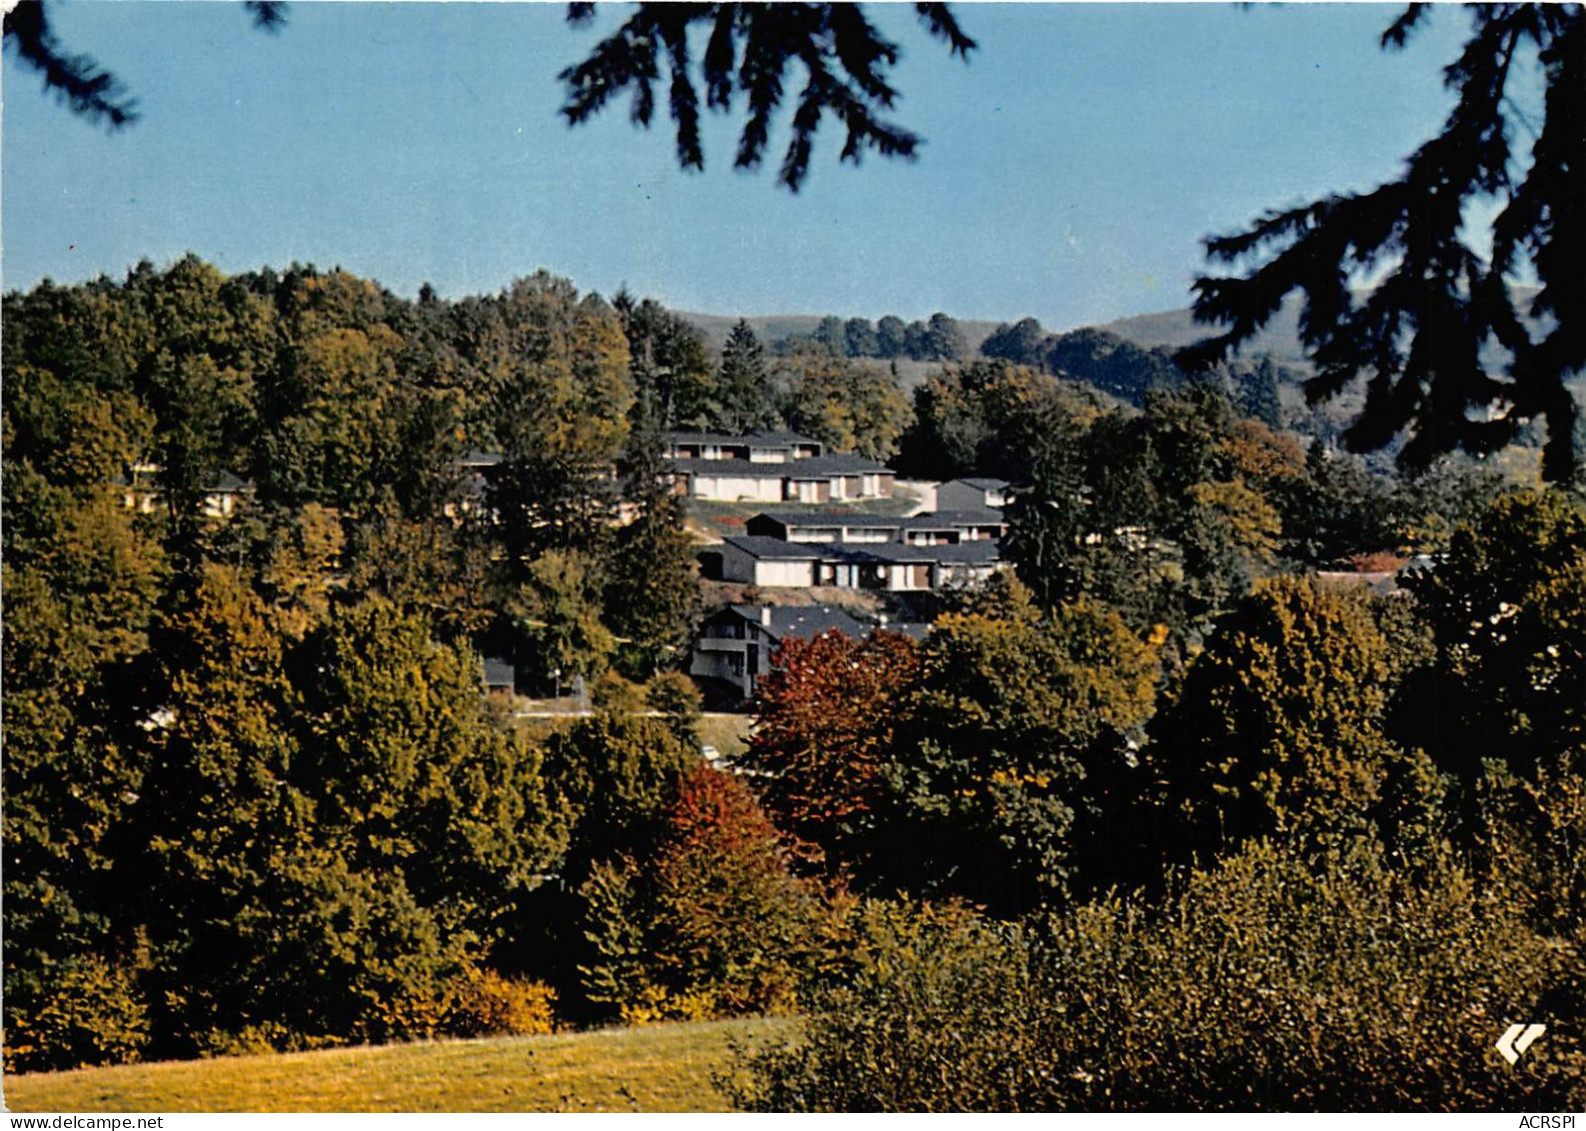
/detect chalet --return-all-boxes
[937,477,1011,511]
[690,603,926,699]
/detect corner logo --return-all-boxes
[1495,1023,1546,1065]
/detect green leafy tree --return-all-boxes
[884,579,1158,911]
[291,600,562,944]
[0,486,165,1066]
[343,492,494,640]
[121,564,309,1054]
[810,315,846,356]
[512,549,616,689]
[1046,327,1184,406]
[540,711,698,881]
[924,312,967,362]
[843,316,879,359]
[875,315,908,359]
[605,429,702,678]
[1149,576,1432,857]
[1402,490,1586,781]
[483,276,634,567]
[780,351,909,460]
[980,317,1048,366]
[125,583,560,1054]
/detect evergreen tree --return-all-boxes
[715,318,778,432]
[1185,5,1583,482]
[558,3,976,191]
[606,427,702,678]
[614,292,714,430]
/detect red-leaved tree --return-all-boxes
[744,629,922,874]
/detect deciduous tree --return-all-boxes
[744,628,922,873]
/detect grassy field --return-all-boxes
[2,1017,794,1114]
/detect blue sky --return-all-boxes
[2,2,1473,330]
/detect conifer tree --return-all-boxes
[1184,5,1583,482]
[715,319,777,433]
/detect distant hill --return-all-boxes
[678,311,1004,358]
[682,286,1556,389]
[678,304,1300,372]
[1095,295,1313,371]
[678,312,1004,394]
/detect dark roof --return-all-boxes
[948,477,1011,491]
[781,454,894,476]
[748,510,1005,538]
[717,604,936,643]
[727,534,1001,567]
[670,458,798,476]
[928,540,1003,564]
[721,535,826,560]
[665,430,823,448]
[481,657,516,687]
[836,541,998,565]
[209,472,254,493]
[751,511,906,529]
[721,603,868,641]
[671,453,892,477]
[920,510,1007,527]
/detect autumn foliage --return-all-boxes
[744,629,922,871]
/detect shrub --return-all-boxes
[646,670,703,743]
[593,670,647,714]
[730,836,1584,1111]
[443,969,557,1037]
[722,899,1036,1112]
[4,953,150,1073]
